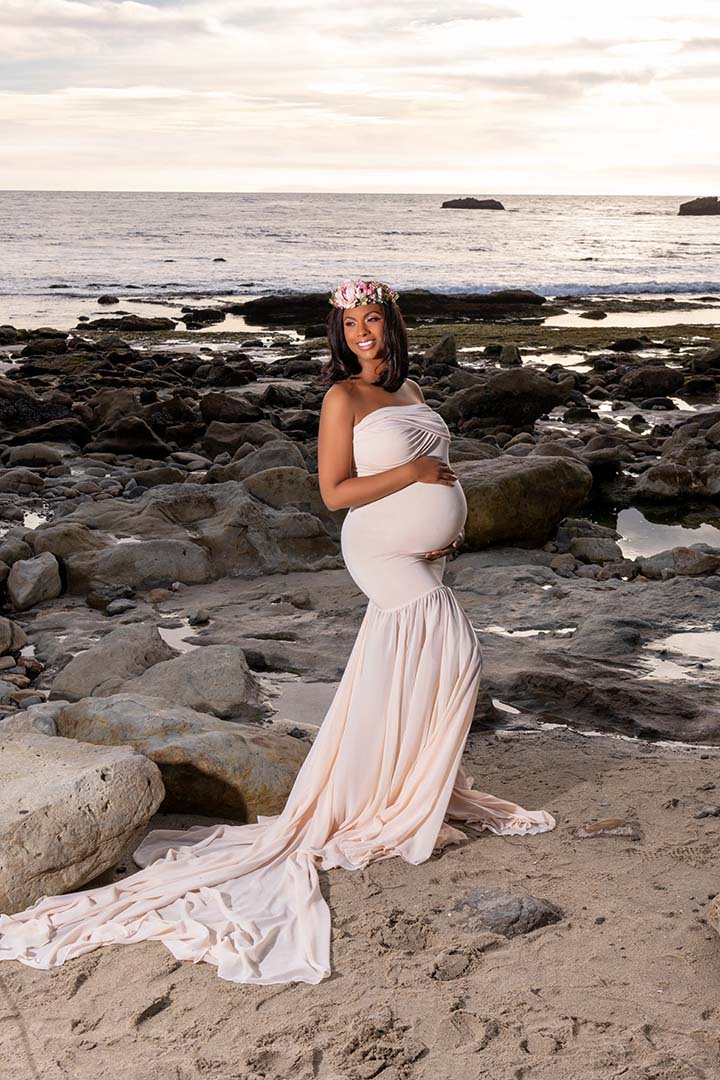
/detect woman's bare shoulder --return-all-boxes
[404,378,425,403]
[321,381,356,417]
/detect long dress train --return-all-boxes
[0,402,556,985]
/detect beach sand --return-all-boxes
[2,724,719,1080]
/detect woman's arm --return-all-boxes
[317,385,456,512]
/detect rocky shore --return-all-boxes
[2,289,720,1078]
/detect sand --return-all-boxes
[2,724,719,1080]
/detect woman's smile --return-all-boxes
[342,303,386,362]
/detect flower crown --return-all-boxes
[329,279,399,309]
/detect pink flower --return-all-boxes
[334,281,357,307]
[353,281,369,300]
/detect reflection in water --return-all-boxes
[158,622,201,653]
[544,307,720,329]
[615,507,720,559]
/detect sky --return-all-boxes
[1,0,719,194]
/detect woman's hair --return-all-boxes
[320,300,409,392]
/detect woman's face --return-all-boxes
[342,303,386,366]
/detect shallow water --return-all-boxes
[613,507,720,559]
[545,306,720,329]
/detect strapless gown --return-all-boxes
[0,402,556,985]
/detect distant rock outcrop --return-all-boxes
[441,197,505,210]
[678,196,720,216]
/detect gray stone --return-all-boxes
[5,443,63,468]
[0,617,28,656]
[120,644,269,721]
[449,886,563,937]
[55,694,309,821]
[7,552,62,611]
[50,624,178,701]
[569,537,624,563]
[0,733,164,913]
[455,456,593,548]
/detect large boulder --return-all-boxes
[50,624,179,701]
[84,416,171,458]
[61,538,213,592]
[456,456,593,547]
[678,196,720,216]
[120,645,269,721]
[7,552,62,611]
[32,481,341,591]
[55,694,309,820]
[0,733,164,913]
[0,617,27,656]
[439,369,574,431]
[203,440,307,483]
[618,366,684,399]
[441,197,505,210]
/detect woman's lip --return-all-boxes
[357,341,376,349]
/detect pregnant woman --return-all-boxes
[0,279,555,986]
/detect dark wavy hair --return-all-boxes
[320,299,409,393]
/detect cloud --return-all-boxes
[0,0,718,192]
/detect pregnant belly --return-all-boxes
[345,480,467,556]
[341,480,468,607]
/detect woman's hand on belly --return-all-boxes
[424,528,465,562]
[411,455,458,486]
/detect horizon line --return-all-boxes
[0,189,708,199]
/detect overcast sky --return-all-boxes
[2,0,719,193]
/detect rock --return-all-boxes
[0,710,56,736]
[619,366,684,399]
[638,546,720,578]
[242,467,339,531]
[441,197,505,210]
[678,196,720,216]
[0,617,27,655]
[636,462,695,499]
[419,335,458,368]
[5,443,63,467]
[0,540,33,567]
[709,895,720,937]
[131,466,186,488]
[55,694,309,821]
[499,344,522,366]
[7,416,92,446]
[81,315,176,332]
[204,440,306,483]
[235,289,551,327]
[0,467,44,494]
[7,553,62,611]
[455,457,593,547]
[607,338,647,353]
[188,609,210,626]
[199,392,264,425]
[203,419,288,458]
[0,733,164,913]
[439,369,574,432]
[50,624,179,701]
[97,294,119,305]
[450,886,563,937]
[35,481,339,590]
[84,417,171,459]
[67,537,213,593]
[120,645,268,721]
[569,538,624,563]
[105,598,137,615]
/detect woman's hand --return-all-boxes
[411,455,458,486]
[424,529,465,562]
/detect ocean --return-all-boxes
[1,191,719,308]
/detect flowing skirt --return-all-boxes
[0,476,556,984]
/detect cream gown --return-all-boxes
[0,401,556,985]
